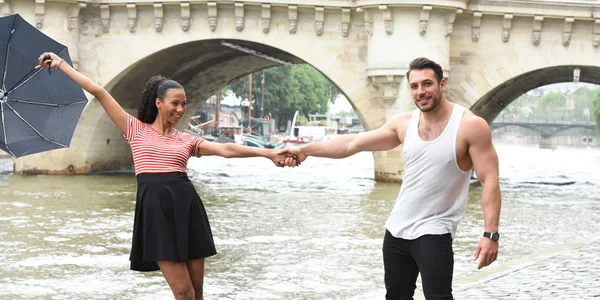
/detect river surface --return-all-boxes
[0,144,599,299]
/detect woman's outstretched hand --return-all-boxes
[35,52,61,70]
[269,150,301,168]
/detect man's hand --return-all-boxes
[474,237,498,269]
[268,150,300,168]
[277,147,307,167]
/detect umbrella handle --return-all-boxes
[43,54,52,75]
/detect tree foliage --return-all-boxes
[225,64,339,130]
[539,92,567,110]
[573,87,595,120]
[593,90,600,136]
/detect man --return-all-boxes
[279,57,501,299]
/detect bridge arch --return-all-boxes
[80,36,374,173]
[468,66,600,123]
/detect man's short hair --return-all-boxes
[406,57,444,83]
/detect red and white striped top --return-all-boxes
[123,114,204,176]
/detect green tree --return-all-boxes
[225,64,339,130]
[538,91,567,120]
[573,87,595,120]
[593,91,600,136]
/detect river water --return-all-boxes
[0,143,599,299]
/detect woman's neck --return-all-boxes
[151,117,175,136]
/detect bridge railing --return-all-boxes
[492,120,596,126]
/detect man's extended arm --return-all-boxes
[467,116,501,269]
[279,113,408,161]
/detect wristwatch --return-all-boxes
[483,232,500,241]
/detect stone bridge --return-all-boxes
[4,0,600,182]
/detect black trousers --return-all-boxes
[382,230,454,300]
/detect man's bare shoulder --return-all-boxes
[388,112,412,129]
[460,109,492,140]
[390,112,412,123]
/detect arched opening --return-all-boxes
[470,65,600,123]
[86,39,364,173]
[105,39,306,113]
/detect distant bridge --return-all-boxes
[491,120,597,138]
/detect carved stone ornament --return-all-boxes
[100,4,110,33]
[532,31,541,45]
[236,17,244,31]
[34,0,44,29]
[262,19,270,33]
[289,20,297,34]
[126,4,136,33]
[419,21,427,36]
[472,12,482,42]
[180,2,190,32]
[419,6,431,36]
[341,22,350,37]
[209,17,217,31]
[563,18,574,47]
[101,19,110,33]
[128,19,136,33]
[502,29,510,43]
[315,21,324,36]
[593,34,600,48]
[472,28,480,42]
[153,3,163,33]
[67,3,85,31]
[35,14,43,29]
[340,7,351,37]
[154,18,163,32]
[380,5,393,35]
[563,32,571,47]
[532,16,543,45]
[364,21,373,35]
[445,9,460,37]
[314,7,324,36]
[502,14,513,43]
[234,3,244,32]
[446,23,454,37]
[384,21,393,35]
[68,17,78,31]
[181,18,190,32]
[261,4,271,34]
[359,8,373,36]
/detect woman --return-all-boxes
[36,52,298,300]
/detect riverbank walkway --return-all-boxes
[414,231,600,299]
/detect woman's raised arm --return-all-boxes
[37,52,128,134]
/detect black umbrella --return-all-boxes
[0,14,87,158]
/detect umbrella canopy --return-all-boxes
[0,14,87,158]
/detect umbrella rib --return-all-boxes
[2,17,17,91]
[4,101,69,148]
[2,23,16,91]
[9,97,87,107]
[0,102,17,157]
[1,44,7,91]
[6,48,68,95]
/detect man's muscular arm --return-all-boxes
[465,115,501,269]
[279,113,410,161]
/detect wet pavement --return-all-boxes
[415,231,600,299]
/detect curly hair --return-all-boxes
[138,75,184,123]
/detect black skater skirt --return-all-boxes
[129,172,217,272]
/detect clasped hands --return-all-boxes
[270,147,307,168]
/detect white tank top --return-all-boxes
[385,104,472,240]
